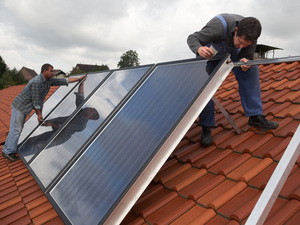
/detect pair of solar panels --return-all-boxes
[18,55,233,224]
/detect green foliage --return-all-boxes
[70,64,110,75]
[0,56,27,90]
[0,56,8,78]
[1,71,14,87]
[92,64,109,72]
[0,77,7,89]
[70,67,85,75]
[117,50,140,68]
[10,68,27,85]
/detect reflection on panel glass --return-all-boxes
[18,81,78,144]
[19,72,109,162]
[30,66,150,188]
[49,59,223,225]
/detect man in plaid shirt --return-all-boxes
[2,63,86,162]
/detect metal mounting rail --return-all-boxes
[233,55,300,67]
[245,124,300,225]
[212,96,242,134]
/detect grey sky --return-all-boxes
[0,0,299,73]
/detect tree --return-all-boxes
[0,68,27,89]
[69,64,110,75]
[92,64,109,72]
[117,50,140,68]
[0,55,27,90]
[0,71,14,89]
[0,56,8,78]
[69,67,85,75]
[10,68,27,85]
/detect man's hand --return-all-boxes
[38,115,44,124]
[197,46,214,59]
[41,121,59,130]
[35,109,43,124]
[68,74,87,83]
[79,74,87,82]
[240,58,251,71]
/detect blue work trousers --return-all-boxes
[199,42,263,127]
[3,107,26,154]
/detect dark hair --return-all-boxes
[237,17,262,42]
[41,63,53,73]
[85,107,100,120]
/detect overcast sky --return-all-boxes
[0,0,299,73]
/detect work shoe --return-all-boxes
[2,152,20,162]
[248,115,279,130]
[201,126,213,146]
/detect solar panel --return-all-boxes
[45,56,233,224]
[18,80,79,144]
[28,66,152,189]
[18,71,110,162]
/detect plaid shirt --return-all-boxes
[12,74,69,115]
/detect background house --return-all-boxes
[71,63,109,75]
[53,70,67,79]
[19,67,37,81]
[255,44,283,59]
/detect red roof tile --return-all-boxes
[209,152,252,175]
[280,168,300,200]
[175,144,217,163]
[193,149,233,169]
[227,157,273,182]
[145,197,195,224]
[171,206,216,225]
[264,198,300,225]
[164,167,207,191]
[205,216,233,225]
[218,187,261,222]
[285,210,300,225]
[180,174,225,201]
[1,60,300,224]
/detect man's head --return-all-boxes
[233,17,262,49]
[41,63,54,80]
[83,107,100,120]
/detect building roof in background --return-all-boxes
[0,60,299,224]
[71,63,110,75]
[53,70,66,75]
[19,67,37,81]
[75,63,96,72]
[255,44,284,59]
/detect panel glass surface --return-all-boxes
[49,59,223,225]
[18,72,109,162]
[30,66,150,188]
[18,81,78,144]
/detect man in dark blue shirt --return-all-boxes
[187,13,279,146]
